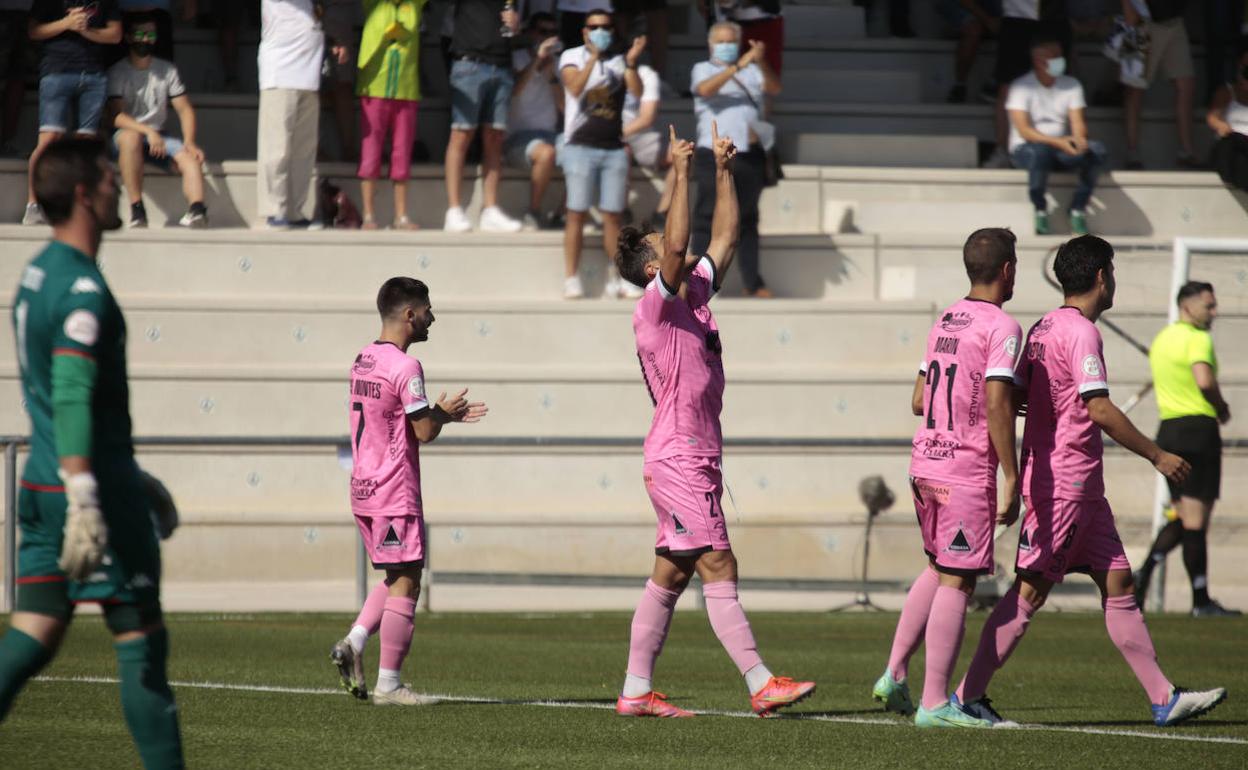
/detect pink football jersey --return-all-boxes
[347,341,430,517]
[633,257,725,462]
[910,298,1023,486]
[1017,306,1110,501]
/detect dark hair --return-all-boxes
[125,11,158,32]
[376,277,430,319]
[527,11,556,28]
[585,7,612,21]
[962,227,1016,284]
[1176,280,1214,304]
[617,224,657,289]
[1053,235,1114,295]
[1030,33,1062,52]
[33,136,109,225]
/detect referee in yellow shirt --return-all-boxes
[1134,281,1239,617]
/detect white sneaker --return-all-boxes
[443,206,472,232]
[479,205,522,233]
[563,275,585,299]
[22,202,45,226]
[372,684,440,707]
[179,209,208,228]
[604,277,622,298]
[981,148,1011,169]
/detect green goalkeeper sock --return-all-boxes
[115,629,185,770]
[0,628,54,721]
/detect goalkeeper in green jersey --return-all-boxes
[2,137,184,769]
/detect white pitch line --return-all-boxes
[33,676,1247,746]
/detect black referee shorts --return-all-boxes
[1156,415,1222,503]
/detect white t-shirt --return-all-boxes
[258,0,325,91]
[1003,0,1039,20]
[691,59,764,150]
[1226,88,1248,136]
[107,58,186,132]
[510,48,561,133]
[623,64,659,128]
[1005,72,1086,152]
[559,45,628,148]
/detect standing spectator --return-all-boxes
[622,61,673,227]
[1006,35,1106,236]
[558,9,644,299]
[23,0,122,225]
[941,0,1000,103]
[106,14,207,227]
[357,0,424,230]
[323,0,357,162]
[614,0,666,84]
[689,22,779,298]
[256,0,323,229]
[506,11,563,230]
[443,0,523,233]
[1208,44,1248,191]
[1121,0,1198,169]
[0,0,32,156]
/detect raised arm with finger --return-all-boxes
[704,120,739,286]
[660,124,693,294]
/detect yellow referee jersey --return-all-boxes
[1149,321,1218,420]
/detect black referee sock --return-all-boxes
[1181,529,1210,607]
[1139,520,1184,581]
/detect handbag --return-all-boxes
[730,72,784,187]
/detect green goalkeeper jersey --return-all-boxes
[12,241,135,488]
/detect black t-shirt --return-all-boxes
[31,0,121,77]
[450,0,512,68]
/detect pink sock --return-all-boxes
[702,581,763,675]
[1104,595,1172,705]
[626,580,682,679]
[956,586,1038,703]
[922,585,970,710]
[378,596,417,673]
[354,580,389,635]
[886,567,940,681]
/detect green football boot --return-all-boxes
[915,701,994,728]
[872,670,915,716]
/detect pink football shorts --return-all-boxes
[1015,497,1130,582]
[355,513,425,569]
[910,476,996,576]
[644,456,731,557]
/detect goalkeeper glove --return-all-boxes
[140,470,179,540]
[58,470,108,581]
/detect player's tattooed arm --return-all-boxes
[410,388,488,443]
[661,125,693,293]
[986,380,1021,527]
[1084,395,1190,483]
[910,372,925,416]
[704,120,739,284]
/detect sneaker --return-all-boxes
[981,147,1011,169]
[563,275,585,299]
[542,210,565,230]
[604,276,622,298]
[950,692,1019,727]
[329,638,367,700]
[615,691,695,718]
[479,205,522,233]
[443,206,472,233]
[1152,686,1227,726]
[1069,209,1088,236]
[129,203,148,229]
[915,701,993,728]
[522,211,541,231]
[263,216,291,230]
[1191,600,1242,618]
[179,209,208,228]
[871,670,915,716]
[749,675,816,717]
[946,83,967,103]
[1034,210,1050,236]
[619,281,644,299]
[21,202,45,226]
[372,684,440,707]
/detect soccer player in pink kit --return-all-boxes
[330,277,487,706]
[611,123,815,718]
[872,228,1024,728]
[951,236,1227,728]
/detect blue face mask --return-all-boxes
[588,28,612,51]
[1045,56,1066,78]
[713,42,739,64]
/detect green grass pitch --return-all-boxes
[1,611,1245,769]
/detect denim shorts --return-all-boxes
[504,129,558,168]
[559,142,629,213]
[38,71,107,135]
[449,58,513,131]
[111,129,184,171]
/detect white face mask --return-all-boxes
[1045,56,1066,78]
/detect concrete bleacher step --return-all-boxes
[781,69,921,104]
[778,133,977,168]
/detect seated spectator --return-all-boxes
[117,0,177,63]
[1006,35,1107,236]
[24,0,122,225]
[558,9,645,299]
[1121,0,1198,168]
[107,15,207,227]
[689,22,779,298]
[506,12,563,230]
[356,0,423,230]
[622,61,674,226]
[1208,44,1248,191]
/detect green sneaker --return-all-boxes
[915,701,994,728]
[1069,210,1088,235]
[872,670,915,715]
[1034,210,1050,235]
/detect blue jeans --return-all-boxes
[37,71,107,134]
[1011,141,1107,212]
[449,59,513,131]
[558,143,629,213]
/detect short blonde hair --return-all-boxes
[706,20,741,48]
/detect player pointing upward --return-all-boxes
[611,122,815,718]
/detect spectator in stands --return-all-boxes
[701,0,784,80]
[107,14,207,227]
[615,0,667,86]
[1007,35,1106,236]
[256,0,323,228]
[23,0,122,225]
[117,0,179,62]
[977,0,1070,168]
[0,0,32,156]
[1121,0,1199,169]
[356,0,423,230]
[323,0,357,162]
[690,21,779,297]
[559,9,645,299]
[623,60,674,226]
[443,0,523,232]
[940,0,1000,103]
[1208,44,1248,191]
[506,12,563,230]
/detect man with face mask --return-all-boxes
[106,14,207,228]
[1005,35,1106,236]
